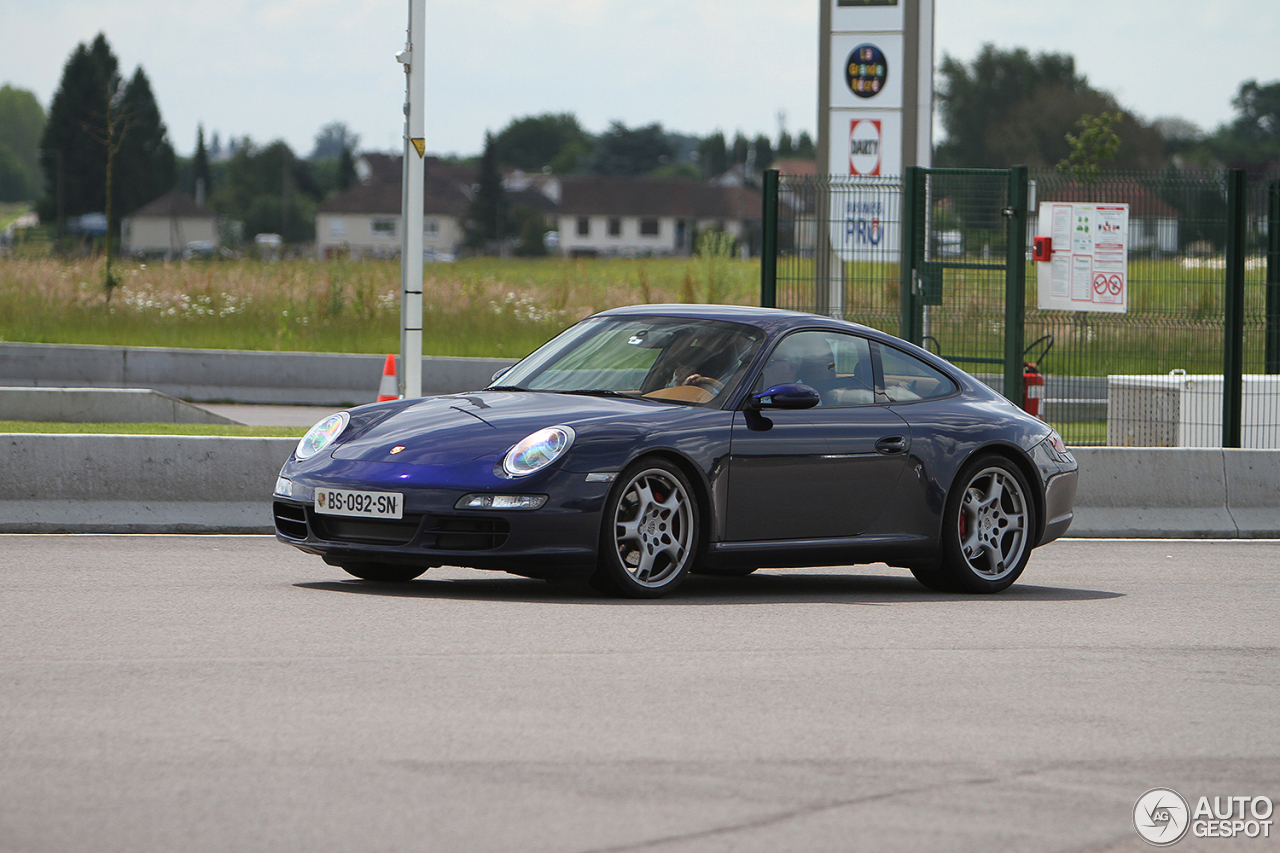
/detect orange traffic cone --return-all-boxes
[376,354,400,402]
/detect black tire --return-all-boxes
[591,459,700,598]
[906,560,958,593]
[933,454,1036,593]
[339,562,427,582]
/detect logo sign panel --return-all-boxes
[844,43,888,99]
[849,119,882,175]
[829,34,903,110]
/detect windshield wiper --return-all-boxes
[486,385,529,392]
[554,389,637,399]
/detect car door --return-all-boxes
[725,330,912,541]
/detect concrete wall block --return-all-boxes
[0,387,237,424]
[0,435,295,504]
[1071,447,1227,509]
[0,343,518,406]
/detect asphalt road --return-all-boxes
[1,537,1277,853]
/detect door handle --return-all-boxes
[875,435,907,455]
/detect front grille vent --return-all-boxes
[423,516,509,551]
[273,501,308,539]
[310,513,422,545]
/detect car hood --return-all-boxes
[329,390,674,466]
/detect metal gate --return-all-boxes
[763,166,1029,404]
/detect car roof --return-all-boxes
[595,303,880,335]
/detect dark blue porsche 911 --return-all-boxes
[273,305,1077,597]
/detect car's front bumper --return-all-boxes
[273,458,612,577]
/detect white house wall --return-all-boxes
[316,214,464,259]
[122,217,218,256]
[556,215,748,257]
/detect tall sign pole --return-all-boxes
[817,0,933,319]
[396,0,426,399]
[820,0,933,178]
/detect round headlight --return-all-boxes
[502,426,575,477]
[295,411,350,460]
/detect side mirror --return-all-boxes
[751,383,820,410]
[490,366,511,383]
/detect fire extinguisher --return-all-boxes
[1022,363,1045,418]
[1021,334,1053,418]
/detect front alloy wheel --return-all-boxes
[920,454,1035,593]
[593,460,698,598]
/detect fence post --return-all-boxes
[760,169,779,308]
[1223,168,1246,448]
[899,166,922,344]
[1267,181,1280,375]
[1003,166,1029,405]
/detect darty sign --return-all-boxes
[849,118,882,175]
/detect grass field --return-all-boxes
[0,255,760,358]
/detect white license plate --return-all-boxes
[314,487,403,519]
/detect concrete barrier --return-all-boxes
[0,342,517,406]
[1070,447,1280,538]
[0,434,295,534]
[0,387,238,425]
[1,435,1276,537]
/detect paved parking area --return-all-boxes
[1,536,1276,852]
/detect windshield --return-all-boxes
[492,315,765,407]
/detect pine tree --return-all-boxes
[466,133,509,251]
[37,33,176,226]
[193,124,211,203]
[38,34,118,223]
[116,66,176,214]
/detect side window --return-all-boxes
[757,331,875,407]
[878,344,958,402]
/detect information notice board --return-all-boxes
[1035,202,1129,313]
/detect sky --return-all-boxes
[1,0,1278,159]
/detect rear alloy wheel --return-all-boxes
[592,460,699,598]
[339,562,427,582]
[935,455,1035,593]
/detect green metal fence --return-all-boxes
[762,167,1280,448]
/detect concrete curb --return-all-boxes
[1,435,1276,537]
[0,342,517,406]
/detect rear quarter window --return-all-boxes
[878,344,958,402]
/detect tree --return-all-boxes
[114,67,176,215]
[0,146,32,202]
[698,131,728,178]
[310,121,360,161]
[937,45,1085,167]
[936,44,1166,170]
[37,33,176,227]
[211,139,317,243]
[192,124,211,201]
[751,134,775,171]
[1057,111,1122,178]
[794,131,816,159]
[466,133,509,251]
[38,34,119,223]
[1230,80,1280,141]
[0,85,46,201]
[588,121,674,176]
[491,113,590,172]
[336,143,356,192]
[1204,79,1280,171]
